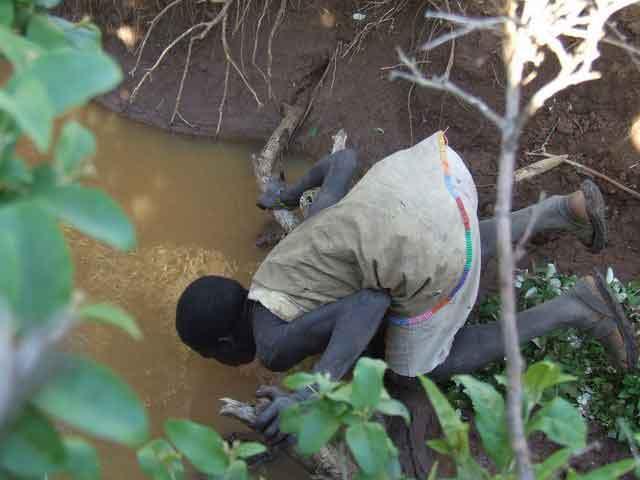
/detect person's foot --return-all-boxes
[566,179,608,253]
[256,180,299,210]
[571,271,638,371]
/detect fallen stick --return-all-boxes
[514,154,567,182]
[251,103,304,233]
[563,157,640,201]
[219,398,352,480]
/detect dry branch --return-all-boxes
[514,154,567,182]
[252,103,304,233]
[563,158,640,201]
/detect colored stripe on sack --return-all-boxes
[391,133,473,327]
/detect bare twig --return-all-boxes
[563,157,640,201]
[392,49,504,128]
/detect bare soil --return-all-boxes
[65,0,640,476]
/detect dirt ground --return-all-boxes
[63,0,640,476]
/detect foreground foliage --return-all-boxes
[453,265,640,440]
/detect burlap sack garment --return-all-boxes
[249,132,481,376]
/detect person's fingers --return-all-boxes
[256,385,285,399]
[264,418,281,440]
[255,402,279,431]
[270,431,289,446]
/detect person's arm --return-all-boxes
[253,288,391,442]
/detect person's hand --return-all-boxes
[254,385,303,445]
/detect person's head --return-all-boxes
[175,275,255,365]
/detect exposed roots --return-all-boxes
[170,35,195,125]
[267,0,287,99]
[221,8,264,108]
[252,0,271,88]
[217,61,231,138]
[131,0,281,133]
[129,0,185,77]
[343,0,411,59]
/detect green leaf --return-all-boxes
[0,406,66,476]
[0,155,33,190]
[426,438,453,455]
[235,442,267,459]
[27,13,69,49]
[346,422,392,475]
[528,397,586,449]
[427,461,440,480]
[375,398,410,425]
[419,376,470,455]
[79,303,142,340]
[326,384,353,404]
[280,403,304,434]
[33,355,149,446]
[0,202,72,328]
[352,357,387,409]
[524,361,575,413]
[0,2,14,27]
[534,447,572,480]
[62,436,101,480]
[224,460,248,480]
[164,419,228,475]
[0,76,54,152]
[54,121,96,180]
[282,372,317,390]
[295,402,341,455]
[454,375,511,471]
[37,185,136,250]
[137,438,184,480]
[574,459,635,479]
[49,16,102,50]
[0,27,44,72]
[16,49,122,115]
[35,0,63,7]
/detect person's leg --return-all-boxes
[257,149,358,216]
[480,180,607,268]
[428,274,636,381]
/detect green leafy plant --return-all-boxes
[280,357,409,479]
[137,419,266,480]
[422,360,636,479]
[455,265,640,439]
[0,1,148,477]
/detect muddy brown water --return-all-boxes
[54,104,310,478]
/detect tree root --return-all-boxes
[216,61,231,138]
[267,0,287,99]
[130,0,268,126]
[252,0,271,88]
[221,7,263,108]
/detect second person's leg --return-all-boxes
[479,180,607,269]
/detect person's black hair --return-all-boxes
[175,275,247,353]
